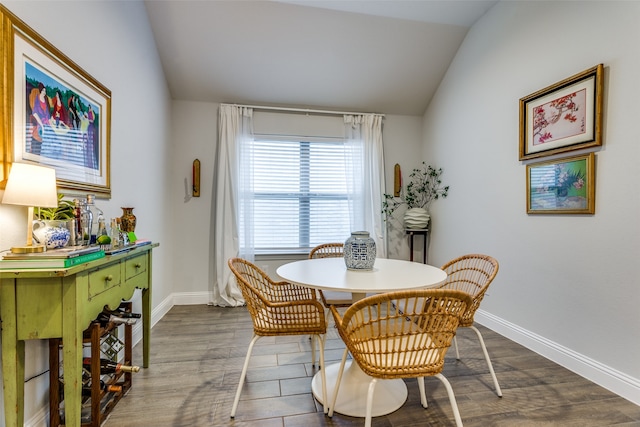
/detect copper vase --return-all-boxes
[120,207,137,232]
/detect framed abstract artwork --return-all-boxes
[519,64,603,161]
[526,152,595,214]
[1,5,111,197]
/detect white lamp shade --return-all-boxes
[2,163,58,208]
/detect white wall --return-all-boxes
[169,102,426,284]
[381,114,428,260]
[0,1,173,424]
[423,1,640,404]
[169,101,218,300]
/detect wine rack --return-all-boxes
[49,302,135,427]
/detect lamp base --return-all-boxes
[10,245,46,254]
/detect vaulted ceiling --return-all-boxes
[144,0,497,116]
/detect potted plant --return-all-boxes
[32,193,75,248]
[382,162,449,229]
[35,193,76,220]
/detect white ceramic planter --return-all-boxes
[403,208,430,229]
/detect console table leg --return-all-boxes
[142,288,151,368]
[2,340,25,427]
[61,282,83,427]
[1,280,25,427]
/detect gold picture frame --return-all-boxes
[526,152,595,214]
[0,5,111,197]
[519,64,603,161]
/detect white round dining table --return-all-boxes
[276,257,447,418]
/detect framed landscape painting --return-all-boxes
[519,64,603,161]
[526,152,595,214]
[1,5,111,197]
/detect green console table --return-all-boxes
[0,243,157,427]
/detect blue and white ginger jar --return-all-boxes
[344,231,376,270]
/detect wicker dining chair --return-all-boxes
[328,289,472,427]
[308,243,353,308]
[228,258,328,417]
[434,254,502,397]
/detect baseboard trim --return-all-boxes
[475,309,640,406]
[25,406,47,427]
[172,291,211,306]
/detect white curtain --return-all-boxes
[210,104,254,307]
[344,114,387,258]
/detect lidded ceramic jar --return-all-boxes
[344,231,376,270]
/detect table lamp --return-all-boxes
[1,163,58,253]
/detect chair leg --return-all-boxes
[315,334,328,414]
[453,335,460,360]
[327,348,349,417]
[434,373,463,427]
[230,334,260,418]
[312,307,332,365]
[417,377,428,408]
[364,378,378,427]
[469,325,502,397]
[310,334,317,367]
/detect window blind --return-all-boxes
[241,137,353,253]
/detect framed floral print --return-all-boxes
[526,152,595,214]
[519,64,603,161]
[1,5,111,197]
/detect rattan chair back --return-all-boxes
[309,242,344,258]
[309,243,352,308]
[228,258,326,336]
[331,289,471,379]
[437,254,499,327]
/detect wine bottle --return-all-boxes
[82,381,122,397]
[59,375,122,398]
[82,357,140,374]
[96,312,138,327]
[102,305,141,319]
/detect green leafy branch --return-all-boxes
[382,162,449,218]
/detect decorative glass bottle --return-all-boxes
[75,198,89,246]
[109,218,121,249]
[343,231,376,270]
[82,194,103,245]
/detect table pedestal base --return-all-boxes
[312,360,408,418]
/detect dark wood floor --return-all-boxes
[103,305,640,427]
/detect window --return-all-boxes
[239,137,357,253]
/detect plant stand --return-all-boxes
[406,228,429,264]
